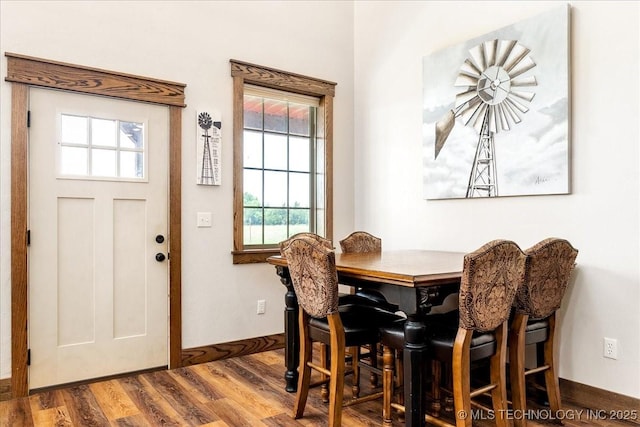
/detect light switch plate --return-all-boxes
[197,212,212,227]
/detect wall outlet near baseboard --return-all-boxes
[603,337,618,359]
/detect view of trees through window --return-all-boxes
[242,89,316,246]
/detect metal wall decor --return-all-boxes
[197,111,222,186]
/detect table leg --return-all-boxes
[403,315,427,427]
[276,265,299,392]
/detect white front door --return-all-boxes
[28,88,169,389]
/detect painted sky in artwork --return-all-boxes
[423,5,570,200]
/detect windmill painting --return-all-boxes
[423,5,570,200]
[197,111,222,186]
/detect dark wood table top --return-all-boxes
[267,249,465,288]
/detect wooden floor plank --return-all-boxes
[89,379,139,421]
[141,370,220,426]
[2,348,638,427]
[59,385,110,427]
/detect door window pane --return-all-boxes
[60,146,88,175]
[92,118,117,147]
[58,114,145,180]
[61,115,88,145]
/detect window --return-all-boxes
[231,60,336,264]
[59,113,145,180]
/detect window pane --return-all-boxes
[289,209,309,231]
[264,208,287,244]
[92,149,117,177]
[264,99,287,133]
[120,151,144,178]
[289,172,310,208]
[264,171,287,207]
[289,104,310,136]
[244,95,263,130]
[289,136,310,172]
[61,115,88,145]
[60,146,88,175]
[120,121,144,149]
[243,169,263,205]
[264,133,287,170]
[243,207,263,245]
[92,118,116,147]
[244,130,263,169]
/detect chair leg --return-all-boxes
[431,359,442,417]
[510,313,528,427]
[543,314,562,416]
[452,329,472,427]
[370,342,379,386]
[328,315,345,427]
[490,322,509,427]
[351,346,361,398]
[294,312,312,419]
[320,343,329,403]
[382,345,394,427]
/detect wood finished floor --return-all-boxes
[1,348,636,427]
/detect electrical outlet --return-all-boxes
[257,299,266,315]
[197,212,212,228]
[604,337,618,359]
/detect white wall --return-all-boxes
[353,1,640,398]
[0,1,356,379]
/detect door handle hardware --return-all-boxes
[155,253,166,262]
[155,235,165,244]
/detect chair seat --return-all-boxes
[339,289,400,313]
[310,305,404,347]
[525,318,549,345]
[380,317,496,362]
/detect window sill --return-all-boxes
[232,248,280,264]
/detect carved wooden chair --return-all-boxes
[508,238,578,427]
[282,236,402,426]
[381,239,528,427]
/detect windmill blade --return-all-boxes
[455,89,478,111]
[502,100,522,124]
[503,44,531,73]
[463,58,483,76]
[510,90,536,102]
[504,96,529,114]
[511,75,537,87]
[454,73,479,87]
[483,39,498,67]
[495,40,517,67]
[468,44,486,73]
[488,105,497,133]
[509,56,536,79]
[471,103,488,134]
[461,98,483,127]
[496,104,511,131]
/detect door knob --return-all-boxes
[155,253,166,262]
[155,234,165,244]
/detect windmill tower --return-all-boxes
[435,39,537,197]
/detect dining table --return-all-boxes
[267,249,466,427]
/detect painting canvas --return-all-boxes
[423,5,570,200]
[196,111,222,186]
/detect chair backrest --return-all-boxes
[459,239,528,332]
[339,231,381,253]
[279,232,333,255]
[515,238,578,319]
[282,237,340,319]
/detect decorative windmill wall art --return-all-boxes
[423,5,570,200]
[197,111,222,186]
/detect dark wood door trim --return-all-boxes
[5,52,186,397]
